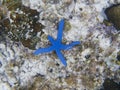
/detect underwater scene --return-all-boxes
[0,0,120,90]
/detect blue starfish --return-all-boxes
[33,19,80,66]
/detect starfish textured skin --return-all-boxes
[33,19,80,66]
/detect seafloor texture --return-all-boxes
[0,0,120,90]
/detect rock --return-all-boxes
[105,4,120,30]
[101,78,120,90]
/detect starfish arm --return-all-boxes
[56,50,67,66]
[33,46,54,55]
[47,35,55,43]
[61,41,80,50]
[57,19,64,42]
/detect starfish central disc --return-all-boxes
[52,41,62,49]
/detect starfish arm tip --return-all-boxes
[57,19,65,41]
[56,50,67,66]
[74,41,81,44]
[63,62,67,66]
[61,58,67,66]
[47,35,55,43]
[61,41,80,50]
[33,50,40,55]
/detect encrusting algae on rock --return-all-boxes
[0,0,44,49]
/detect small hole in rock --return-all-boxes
[116,54,120,61]
[56,63,60,66]
[79,8,83,11]
[49,69,53,73]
